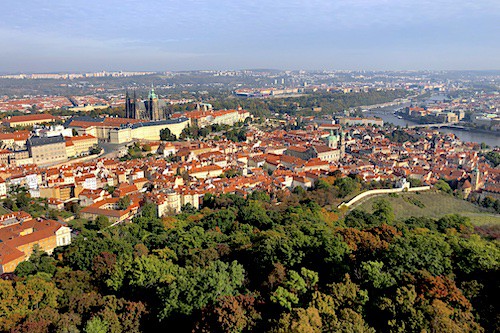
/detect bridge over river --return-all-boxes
[406,122,466,129]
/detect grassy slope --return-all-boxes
[0,205,10,215]
[355,191,500,225]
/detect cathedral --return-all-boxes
[125,87,166,121]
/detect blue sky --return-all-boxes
[0,0,499,72]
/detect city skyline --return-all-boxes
[0,0,499,72]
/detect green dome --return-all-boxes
[148,86,158,99]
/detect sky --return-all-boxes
[0,0,499,72]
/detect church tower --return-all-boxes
[125,90,135,118]
[326,129,339,149]
[148,86,160,121]
[132,90,138,119]
[340,126,346,157]
[125,89,137,119]
[471,167,483,191]
[125,90,130,118]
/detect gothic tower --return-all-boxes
[125,90,130,118]
[148,86,160,121]
[125,89,137,119]
[132,90,138,119]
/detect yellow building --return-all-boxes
[67,116,189,144]
[3,114,60,128]
[65,134,98,157]
[39,185,73,201]
[188,165,223,179]
[109,118,189,144]
[0,217,72,273]
[80,198,139,224]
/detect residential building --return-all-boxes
[0,216,71,273]
[80,197,140,224]
[0,177,6,198]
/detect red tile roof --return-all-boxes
[3,114,60,124]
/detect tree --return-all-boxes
[14,245,57,277]
[248,190,271,203]
[360,261,396,289]
[84,317,108,333]
[127,255,176,289]
[239,201,273,229]
[267,262,287,289]
[481,196,495,209]
[90,146,102,155]
[449,234,500,275]
[195,294,261,333]
[480,142,489,149]
[436,214,472,233]
[92,252,117,283]
[94,216,111,230]
[222,168,242,178]
[386,232,452,276]
[4,197,15,210]
[435,180,452,194]
[484,151,500,167]
[315,179,331,190]
[16,191,30,210]
[0,275,61,331]
[160,128,177,141]
[344,209,380,228]
[270,307,323,333]
[494,199,500,213]
[372,199,395,224]
[157,260,245,318]
[69,203,82,218]
[14,261,36,277]
[271,268,319,309]
[271,286,300,310]
[335,177,358,198]
[407,177,422,187]
[378,285,427,333]
[117,195,130,210]
[202,208,237,233]
[181,203,197,214]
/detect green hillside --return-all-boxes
[355,191,500,225]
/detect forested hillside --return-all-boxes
[1,181,499,333]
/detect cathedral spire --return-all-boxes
[125,89,130,118]
[148,84,157,99]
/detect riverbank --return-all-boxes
[365,106,499,147]
[396,111,499,136]
[442,125,499,136]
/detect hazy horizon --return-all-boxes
[1,0,499,73]
[2,69,500,75]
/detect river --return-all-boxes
[365,105,499,148]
